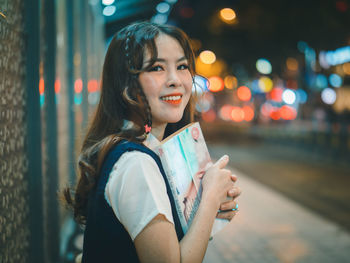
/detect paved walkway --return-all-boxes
[203,167,350,263]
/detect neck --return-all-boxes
[150,123,167,141]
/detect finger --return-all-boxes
[228,187,241,198]
[231,173,238,182]
[219,200,238,211]
[216,210,237,221]
[214,155,229,169]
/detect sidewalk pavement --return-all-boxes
[203,167,350,263]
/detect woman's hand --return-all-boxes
[216,186,241,221]
[201,155,236,210]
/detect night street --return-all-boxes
[205,141,350,262]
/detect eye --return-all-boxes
[149,65,163,72]
[178,64,189,70]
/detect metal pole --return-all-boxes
[24,0,45,262]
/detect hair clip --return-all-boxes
[144,124,152,134]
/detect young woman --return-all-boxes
[64,22,241,263]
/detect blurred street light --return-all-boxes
[256,58,272,74]
[199,50,216,64]
[103,5,116,16]
[224,75,238,89]
[321,88,337,105]
[219,8,236,23]
[208,76,224,92]
[102,0,115,5]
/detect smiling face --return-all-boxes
[138,34,193,131]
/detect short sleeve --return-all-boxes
[104,151,174,240]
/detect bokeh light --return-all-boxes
[75,79,83,93]
[316,74,328,89]
[103,5,116,16]
[258,76,273,93]
[242,105,254,121]
[256,58,272,74]
[231,107,244,122]
[201,109,216,122]
[39,78,44,95]
[269,87,283,102]
[282,89,296,104]
[286,57,299,71]
[54,79,61,94]
[296,89,308,104]
[280,105,297,120]
[152,13,168,24]
[237,86,251,101]
[195,57,226,77]
[261,102,273,118]
[40,94,45,107]
[74,93,83,105]
[199,50,216,64]
[156,2,170,13]
[195,98,211,113]
[224,75,237,89]
[220,104,233,121]
[208,76,224,92]
[220,8,236,22]
[342,63,350,75]
[102,0,115,5]
[88,79,99,93]
[329,74,342,88]
[321,88,337,105]
[88,92,99,105]
[270,110,281,120]
[297,41,308,53]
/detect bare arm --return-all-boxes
[134,155,235,263]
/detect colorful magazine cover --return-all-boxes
[155,122,227,236]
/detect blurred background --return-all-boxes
[0,0,349,262]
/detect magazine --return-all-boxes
[155,122,228,236]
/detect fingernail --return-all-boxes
[229,189,235,195]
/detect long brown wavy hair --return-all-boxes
[63,22,197,224]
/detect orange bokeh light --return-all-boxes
[55,79,61,94]
[231,107,244,122]
[199,50,216,64]
[88,79,99,93]
[220,8,236,21]
[75,79,83,93]
[269,87,283,102]
[202,109,216,122]
[237,86,251,101]
[224,75,237,89]
[39,78,44,95]
[220,104,233,121]
[286,57,298,71]
[242,106,254,121]
[208,76,224,92]
[270,110,280,120]
[280,105,297,120]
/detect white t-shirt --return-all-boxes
[104,134,174,241]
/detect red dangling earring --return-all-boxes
[144,124,152,134]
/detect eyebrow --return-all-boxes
[144,56,187,64]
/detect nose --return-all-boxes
[166,68,181,88]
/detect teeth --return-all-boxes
[161,95,182,101]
